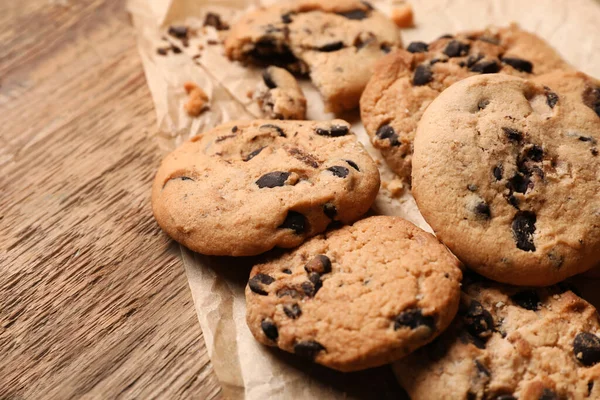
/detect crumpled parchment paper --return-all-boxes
[127,0,600,398]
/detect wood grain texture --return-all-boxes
[0,0,222,398]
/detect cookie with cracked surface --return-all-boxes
[360,24,570,183]
[394,275,600,400]
[225,0,402,113]
[412,72,600,286]
[254,66,307,120]
[151,119,380,256]
[245,216,462,372]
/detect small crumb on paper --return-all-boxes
[184,82,209,117]
[204,12,230,31]
[382,178,405,198]
[392,4,415,28]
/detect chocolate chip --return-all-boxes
[249,273,275,295]
[156,47,169,56]
[493,164,504,180]
[407,41,428,53]
[507,195,520,209]
[470,60,500,74]
[323,203,337,219]
[284,303,302,319]
[539,388,559,400]
[413,64,433,86]
[474,360,490,377]
[501,57,533,73]
[315,125,349,137]
[231,125,238,133]
[327,220,343,230]
[301,281,316,297]
[279,211,306,234]
[574,332,600,366]
[475,202,491,219]
[512,211,537,252]
[588,381,595,396]
[582,86,600,117]
[465,54,484,68]
[281,12,293,24]
[460,331,487,349]
[204,12,229,30]
[309,272,323,293]
[526,145,544,162]
[262,69,277,89]
[394,308,435,331]
[294,340,325,359]
[478,99,490,110]
[507,173,530,194]
[593,148,599,156]
[180,176,194,181]
[464,300,494,340]
[260,123,286,137]
[443,40,470,57]
[261,319,278,340]
[380,44,391,53]
[545,87,559,108]
[337,9,368,20]
[168,25,188,39]
[327,166,349,178]
[317,41,344,52]
[216,134,236,142]
[287,147,319,168]
[511,290,540,310]
[282,269,292,275]
[438,34,454,39]
[345,160,360,171]
[171,45,182,54]
[502,127,523,142]
[361,1,374,9]
[305,255,332,275]
[376,124,401,146]
[256,171,290,188]
[277,287,299,298]
[495,396,517,400]
[579,136,594,142]
[244,147,265,161]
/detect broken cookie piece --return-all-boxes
[254,66,307,120]
[183,82,209,117]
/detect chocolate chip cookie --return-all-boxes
[152,120,380,256]
[395,274,600,400]
[254,66,307,120]
[225,0,402,113]
[412,72,600,286]
[245,216,462,372]
[360,24,570,183]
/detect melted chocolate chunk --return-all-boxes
[407,41,429,53]
[287,148,319,168]
[539,388,559,400]
[259,123,286,137]
[256,171,290,188]
[470,60,500,74]
[510,290,540,310]
[282,269,292,275]
[465,54,484,68]
[507,173,530,194]
[345,160,360,171]
[501,57,533,73]
[544,87,559,108]
[413,64,433,86]
[323,203,337,219]
[283,303,302,319]
[204,12,229,30]
[474,360,490,377]
[315,125,349,137]
[526,145,544,162]
[460,331,487,349]
[582,85,600,117]
[171,45,182,54]
[180,176,194,181]
[327,166,349,178]
[249,273,275,295]
[294,340,325,359]
[262,69,277,89]
[301,279,318,297]
[317,41,344,52]
[502,127,523,142]
[574,332,600,366]
[261,319,278,340]
[305,255,332,275]
[309,272,323,293]
[168,25,188,39]
[380,44,392,53]
[244,147,265,161]
[464,300,494,340]
[493,164,504,180]
[281,12,293,24]
[588,381,595,396]
[376,124,401,146]
[279,211,306,234]
[511,211,537,252]
[495,396,517,400]
[394,308,435,331]
[249,39,299,70]
[475,202,491,219]
[337,9,368,20]
[443,40,470,57]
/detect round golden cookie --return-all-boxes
[151,119,380,256]
[395,274,600,400]
[360,24,570,184]
[245,216,462,372]
[412,72,600,286]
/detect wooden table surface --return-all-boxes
[0,0,222,398]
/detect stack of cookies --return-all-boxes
[151,1,600,398]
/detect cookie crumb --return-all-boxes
[553,294,560,300]
[183,82,209,117]
[391,4,414,28]
[203,12,229,31]
[383,178,405,197]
